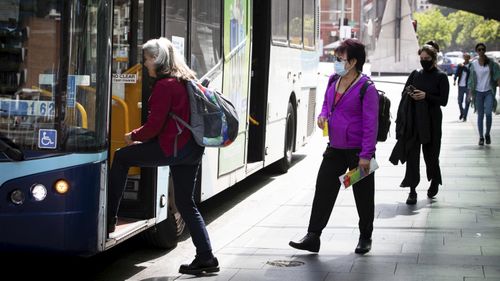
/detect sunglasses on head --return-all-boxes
[477,48,485,52]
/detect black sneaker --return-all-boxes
[179,256,220,275]
[289,232,320,252]
[485,135,491,144]
[406,193,417,205]
[479,138,485,146]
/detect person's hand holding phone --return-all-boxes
[411,89,426,100]
[406,85,425,101]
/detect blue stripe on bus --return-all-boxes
[0,152,107,186]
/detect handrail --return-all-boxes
[111,95,130,133]
[75,102,88,129]
[124,63,141,74]
[78,86,130,132]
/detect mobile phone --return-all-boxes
[405,85,416,95]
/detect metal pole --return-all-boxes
[340,0,345,39]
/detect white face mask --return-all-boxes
[334,60,348,76]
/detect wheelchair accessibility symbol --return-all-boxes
[38,129,57,149]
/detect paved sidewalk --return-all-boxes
[127,80,500,281]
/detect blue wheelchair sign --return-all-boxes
[38,129,57,149]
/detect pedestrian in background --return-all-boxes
[453,53,471,122]
[389,41,449,204]
[289,39,379,254]
[467,43,500,145]
[107,37,219,275]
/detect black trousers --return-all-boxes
[108,139,214,259]
[402,111,443,188]
[308,147,375,240]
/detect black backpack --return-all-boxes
[360,80,391,142]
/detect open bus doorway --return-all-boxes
[247,0,270,163]
[107,0,181,249]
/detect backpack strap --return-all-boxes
[359,79,374,101]
[169,113,193,157]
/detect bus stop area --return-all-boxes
[102,76,500,281]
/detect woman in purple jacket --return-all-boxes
[289,39,379,254]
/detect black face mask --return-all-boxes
[420,60,434,71]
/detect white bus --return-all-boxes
[0,0,319,255]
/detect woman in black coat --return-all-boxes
[390,41,449,205]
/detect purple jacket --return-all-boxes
[319,74,379,160]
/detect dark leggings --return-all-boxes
[308,147,375,240]
[108,139,214,259]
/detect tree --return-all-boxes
[415,9,500,52]
[471,20,500,50]
[447,11,499,51]
[413,8,452,50]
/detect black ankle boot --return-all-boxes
[355,238,372,254]
[427,180,439,198]
[479,137,485,145]
[406,192,417,205]
[485,135,491,145]
[289,232,320,252]
[179,256,220,275]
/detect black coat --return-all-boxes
[389,68,449,165]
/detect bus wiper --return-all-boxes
[0,138,24,161]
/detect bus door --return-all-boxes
[107,0,168,242]
[220,0,250,177]
[248,0,271,165]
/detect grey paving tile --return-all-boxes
[353,252,418,264]
[462,229,500,239]
[465,278,500,281]
[485,266,500,278]
[350,260,396,274]
[402,242,482,255]
[419,254,500,266]
[216,253,277,270]
[395,263,484,278]
[228,268,329,281]
[445,237,500,248]
[325,272,461,281]
[216,247,258,255]
[482,245,500,256]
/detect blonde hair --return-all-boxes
[142,37,197,81]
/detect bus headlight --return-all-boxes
[54,179,70,194]
[31,184,47,201]
[10,189,25,205]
